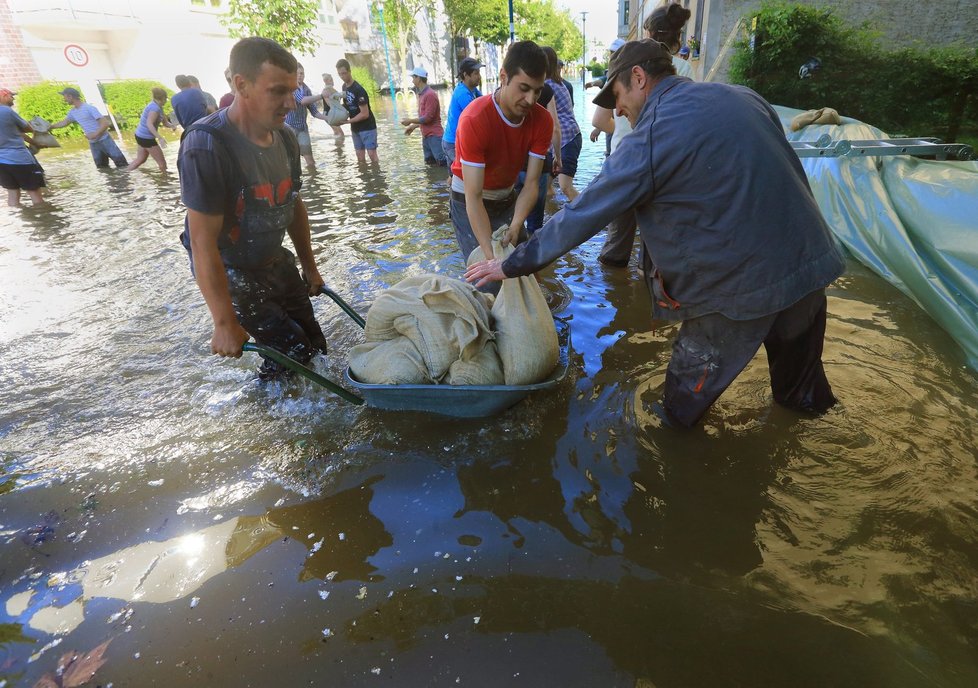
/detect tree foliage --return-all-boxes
[221,0,321,54]
[371,0,427,94]
[514,0,583,64]
[443,0,509,46]
[728,1,978,144]
[442,0,582,62]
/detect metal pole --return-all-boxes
[376,2,398,121]
[580,11,587,86]
[508,0,515,43]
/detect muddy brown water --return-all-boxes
[2,95,977,687]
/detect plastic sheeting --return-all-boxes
[776,106,978,370]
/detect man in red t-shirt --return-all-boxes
[401,66,446,166]
[449,41,552,289]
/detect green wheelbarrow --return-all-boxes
[243,287,571,417]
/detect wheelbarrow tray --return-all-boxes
[345,320,571,417]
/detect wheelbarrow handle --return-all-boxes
[318,286,365,329]
[242,342,364,405]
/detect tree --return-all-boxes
[514,0,583,65]
[371,0,426,97]
[443,0,509,47]
[221,0,321,54]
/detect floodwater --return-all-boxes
[2,93,977,687]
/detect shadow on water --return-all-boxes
[2,98,978,686]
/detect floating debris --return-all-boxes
[356,587,367,600]
[322,628,333,638]
[147,479,164,487]
[190,597,200,609]
[318,590,330,600]
[310,538,324,554]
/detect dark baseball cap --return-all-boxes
[59,87,81,98]
[458,57,484,76]
[592,39,672,109]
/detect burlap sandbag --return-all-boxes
[348,338,428,385]
[790,107,842,132]
[323,93,348,126]
[349,274,503,385]
[28,117,61,149]
[467,228,559,385]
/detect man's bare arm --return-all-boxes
[188,209,249,357]
[462,165,496,261]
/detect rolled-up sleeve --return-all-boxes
[502,124,653,277]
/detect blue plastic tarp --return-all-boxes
[776,106,978,370]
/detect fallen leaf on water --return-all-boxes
[36,639,112,688]
[32,675,59,688]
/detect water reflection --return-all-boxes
[2,101,978,687]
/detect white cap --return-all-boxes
[409,67,428,79]
[609,38,626,53]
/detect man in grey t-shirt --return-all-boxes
[49,87,128,169]
[178,37,328,381]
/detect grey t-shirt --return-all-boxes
[0,105,34,165]
[178,110,301,265]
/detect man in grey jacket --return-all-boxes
[466,39,845,427]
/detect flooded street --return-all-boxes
[2,94,978,687]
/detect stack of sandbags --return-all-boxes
[467,228,559,385]
[349,275,504,386]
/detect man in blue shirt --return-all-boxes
[49,87,128,169]
[441,57,482,167]
[467,40,845,427]
[171,74,209,129]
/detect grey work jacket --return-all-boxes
[502,76,846,321]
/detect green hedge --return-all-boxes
[14,81,76,139]
[14,79,174,138]
[351,66,379,99]
[728,2,978,146]
[100,80,174,130]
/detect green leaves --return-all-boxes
[221,0,321,54]
[443,0,583,63]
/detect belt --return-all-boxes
[451,190,517,211]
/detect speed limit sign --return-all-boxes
[64,44,89,68]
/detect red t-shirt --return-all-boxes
[451,94,553,190]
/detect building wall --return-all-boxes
[0,0,43,89]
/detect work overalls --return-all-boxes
[180,124,327,378]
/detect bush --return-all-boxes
[351,66,379,99]
[101,80,174,130]
[728,1,978,144]
[14,81,78,138]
